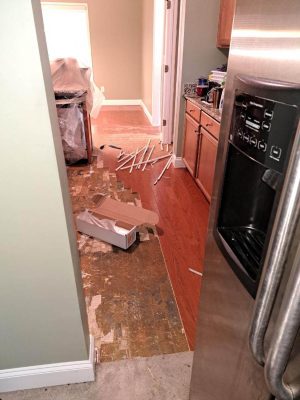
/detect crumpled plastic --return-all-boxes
[78,210,130,235]
[51,58,105,164]
[51,58,104,118]
[56,104,87,164]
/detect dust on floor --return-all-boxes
[1,352,194,400]
[67,155,188,362]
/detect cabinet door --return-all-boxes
[217,0,236,47]
[183,113,200,176]
[196,128,218,202]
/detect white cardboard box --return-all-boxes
[76,195,159,250]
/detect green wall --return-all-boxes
[175,0,228,157]
[0,0,90,369]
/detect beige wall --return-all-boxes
[89,0,143,100]
[175,0,228,156]
[141,0,154,114]
[0,0,90,369]
[45,0,154,106]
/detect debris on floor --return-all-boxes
[114,139,173,185]
[76,195,159,249]
[67,158,188,362]
[188,268,203,277]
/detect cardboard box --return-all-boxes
[76,195,159,249]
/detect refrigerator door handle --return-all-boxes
[264,245,300,400]
[249,122,300,366]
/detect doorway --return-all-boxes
[41,2,93,68]
[41,1,178,144]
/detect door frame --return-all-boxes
[160,0,179,143]
[151,0,165,127]
[172,0,186,159]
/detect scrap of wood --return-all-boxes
[115,153,136,171]
[117,150,124,159]
[115,146,146,171]
[118,151,134,163]
[120,153,172,170]
[188,268,203,277]
[152,151,171,165]
[129,149,138,173]
[142,145,155,171]
[153,156,172,185]
[137,139,151,169]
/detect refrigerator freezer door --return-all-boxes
[189,237,271,400]
[249,121,300,366]
[189,0,300,399]
[265,244,300,400]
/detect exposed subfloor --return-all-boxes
[1,352,194,400]
[68,155,188,362]
[93,106,210,348]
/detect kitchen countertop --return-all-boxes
[185,96,222,123]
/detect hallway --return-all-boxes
[92,106,210,348]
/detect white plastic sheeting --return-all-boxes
[51,58,104,118]
[56,103,87,164]
[51,58,104,164]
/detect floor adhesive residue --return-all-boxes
[67,156,188,362]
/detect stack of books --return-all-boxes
[208,70,227,86]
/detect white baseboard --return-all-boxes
[102,99,160,128]
[0,336,95,393]
[172,156,186,168]
[102,99,142,106]
[140,100,153,125]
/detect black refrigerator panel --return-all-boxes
[216,82,299,298]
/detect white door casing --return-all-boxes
[161,0,179,144]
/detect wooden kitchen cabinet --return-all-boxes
[186,99,201,122]
[196,127,218,202]
[217,0,236,48]
[183,113,200,176]
[183,98,220,202]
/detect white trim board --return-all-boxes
[172,0,186,157]
[102,99,160,127]
[102,99,142,106]
[152,0,164,127]
[140,100,153,125]
[172,156,186,168]
[161,0,179,144]
[0,336,95,393]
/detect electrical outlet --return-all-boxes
[100,86,105,93]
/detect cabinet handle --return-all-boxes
[189,109,195,112]
[194,129,199,134]
[206,123,213,127]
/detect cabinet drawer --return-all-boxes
[186,100,201,122]
[201,112,220,140]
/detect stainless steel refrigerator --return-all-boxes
[189,1,300,399]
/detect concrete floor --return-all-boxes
[1,352,193,400]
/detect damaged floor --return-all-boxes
[92,106,210,348]
[67,156,188,362]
